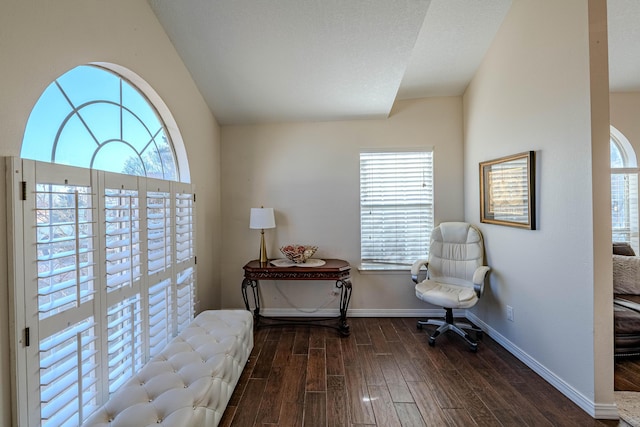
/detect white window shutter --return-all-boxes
[25,162,100,426]
[174,187,196,333]
[13,159,197,426]
[146,185,174,355]
[146,190,172,275]
[106,296,143,394]
[612,172,640,252]
[148,278,173,357]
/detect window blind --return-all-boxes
[360,150,434,266]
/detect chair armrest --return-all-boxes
[411,259,429,283]
[472,266,491,297]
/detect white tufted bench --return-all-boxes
[83,309,253,427]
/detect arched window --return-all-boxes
[12,64,196,425]
[611,125,639,252]
[21,64,181,181]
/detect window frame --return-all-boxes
[10,63,195,426]
[610,126,639,254]
[20,63,191,183]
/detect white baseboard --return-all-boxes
[347,308,469,317]
[465,312,619,421]
[260,308,462,317]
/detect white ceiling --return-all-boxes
[148,0,640,126]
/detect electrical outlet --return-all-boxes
[330,289,340,297]
[507,305,514,322]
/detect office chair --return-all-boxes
[412,222,490,352]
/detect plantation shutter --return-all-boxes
[146,185,174,355]
[610,134,640,255]
[24,162,100,427]
[611,172,640,251]
[14,159,197,426]
[174,186,196,333]
[102,174,144,395]
[360,150,434,266]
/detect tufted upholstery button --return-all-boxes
[82,310,253,427]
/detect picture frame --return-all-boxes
[479,151,536,230]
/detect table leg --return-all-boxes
[336,278,352,336]
[241,278,261,319]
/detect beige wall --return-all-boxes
[610,92,640,154]
[0,1,221,423]
[220,97,464,313]
[463,0,613,415]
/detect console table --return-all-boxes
[241,259,352,335]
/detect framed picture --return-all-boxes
[480,151,536,230]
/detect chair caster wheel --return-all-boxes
[417,323,423,330]
[428,337,435,347]
[476,330,484,340]
[470,345,478,353]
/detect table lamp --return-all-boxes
[249,207,276,263]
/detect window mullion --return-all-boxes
[21,65,180,181]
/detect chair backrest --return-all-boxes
[427,222,485,286]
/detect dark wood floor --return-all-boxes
[221,317,623,427]
[616,355,640,392]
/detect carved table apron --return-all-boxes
[241,259,352,335]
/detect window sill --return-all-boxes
[357,263,411,275]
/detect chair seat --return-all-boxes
[415,279,478,309]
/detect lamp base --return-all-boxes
[259,229,268,264]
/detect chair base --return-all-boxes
[417,308,482,352]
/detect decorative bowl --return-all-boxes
[280,244,318,264]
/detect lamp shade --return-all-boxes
[249,207,276,229]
